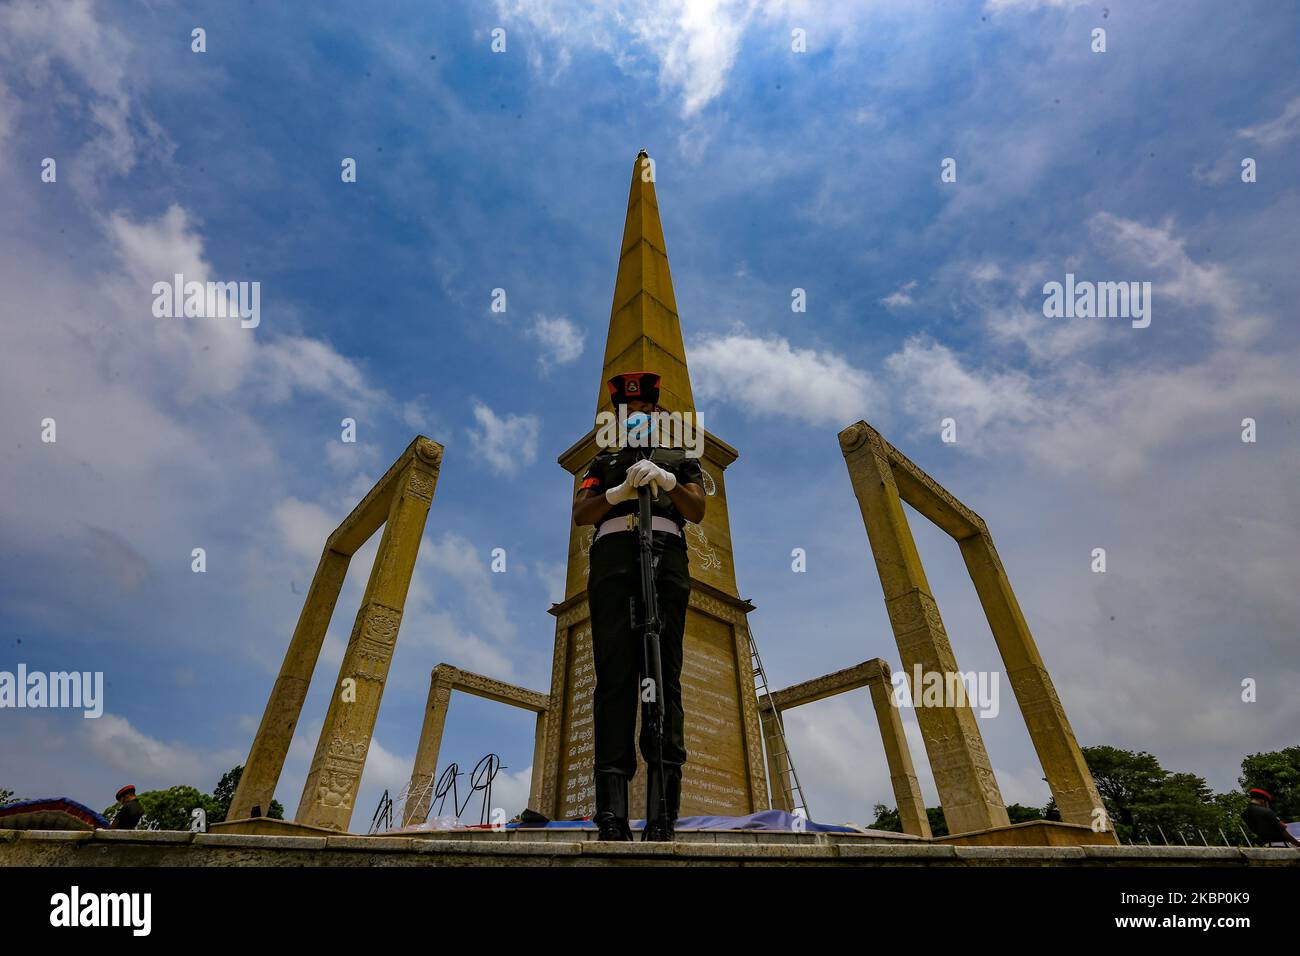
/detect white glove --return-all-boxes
[626,459,676,493]
[604,480,639,505]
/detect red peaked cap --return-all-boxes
[116,785,137,801]
[1248,788,1274,801]
[607,371,660,406]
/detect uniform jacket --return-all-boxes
[578,445,705,535]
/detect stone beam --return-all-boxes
[840,420,1009,835]
[403,663,551,827]
[959,530,1104,828]
[228,546,349,821]
[228,435,443,823]
[326,436,440,556]
[297,445,442,831]
[768,659,886,711]
[767,658,932,838]
[863,661,932,839]
[875,431,985,540]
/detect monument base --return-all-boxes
[208,817,338,838]
[937,820,1120,847]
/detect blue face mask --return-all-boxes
[625,410,656,445]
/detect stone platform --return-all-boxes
[3,827,1295,867]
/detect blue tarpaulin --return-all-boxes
[0,797,110,831]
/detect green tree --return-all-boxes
[867,743,1300,846]
[1006,803,1045,824]
[102,785,219,831]
[0,787,15,805]
[209,766,284,822]
[925,806,949,837]
[868,803,948,836]
[1082,745,1165,835]
[1131,772,1222,844]
[868,803,901,832]
[1239,746,1300,821]
[1212,790,1252,845]
[100,767,283,830]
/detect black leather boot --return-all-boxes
[593,771,632,841]
[641,764,682,842]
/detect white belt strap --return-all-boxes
[594,514,682,542]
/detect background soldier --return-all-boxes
[110,785,143,830]
[572,371,706,841]
[1242,787,1300,848]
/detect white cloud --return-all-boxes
[104,205,381,407]
[1237,95,1300,148]
[272,498,339,563]
[986,303,1108,363]
[1022,348,1300,480]
[424,611,519,679]
[0,0,168,189]
[776,695,893,825]
[689,331,879,426]
[880,279,918,309]
[466,401,540,474]
[356,736,412,795]
[527,314,584,372]
[493,0,760,117]
[1090,212,1268,346]
[85,713,242,786]
[419,532,517,647]
[0,81,19,152]
[884,336,1044,433]
[984,0,1088,11]
[534,558,568,604]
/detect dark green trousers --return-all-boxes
[588,528,691,778]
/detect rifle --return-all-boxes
[630,458,669,837]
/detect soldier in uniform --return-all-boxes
[572,371,706,841]
[111,785,143,830]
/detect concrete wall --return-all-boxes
[3,828,1295,867]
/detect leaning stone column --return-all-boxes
[959,530,1104,828]
[864,662,932,839]
[228,545,350,821]
[839,423,1008,835]
[296,456,438,830]
[529,711,547,814]
[402,667,453,826]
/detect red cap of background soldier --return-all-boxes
[607,371,660,406]
[1248,788,1274,802]
[116,785,137,801]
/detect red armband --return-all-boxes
[580,476,601,490]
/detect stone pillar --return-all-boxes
[403,668,453,827]
[228,545,350,821]
[529,712,547,813]
[296,459,437,830]
[864,664,932,839]
[840,424,1008,835]
[960,530,1103,827]
[759,703,794,812]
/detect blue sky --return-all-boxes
[1,0,1297,828]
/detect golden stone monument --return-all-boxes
[539,151,769,821]
[221,150,1109,847]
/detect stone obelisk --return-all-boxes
[539,151,770,820]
